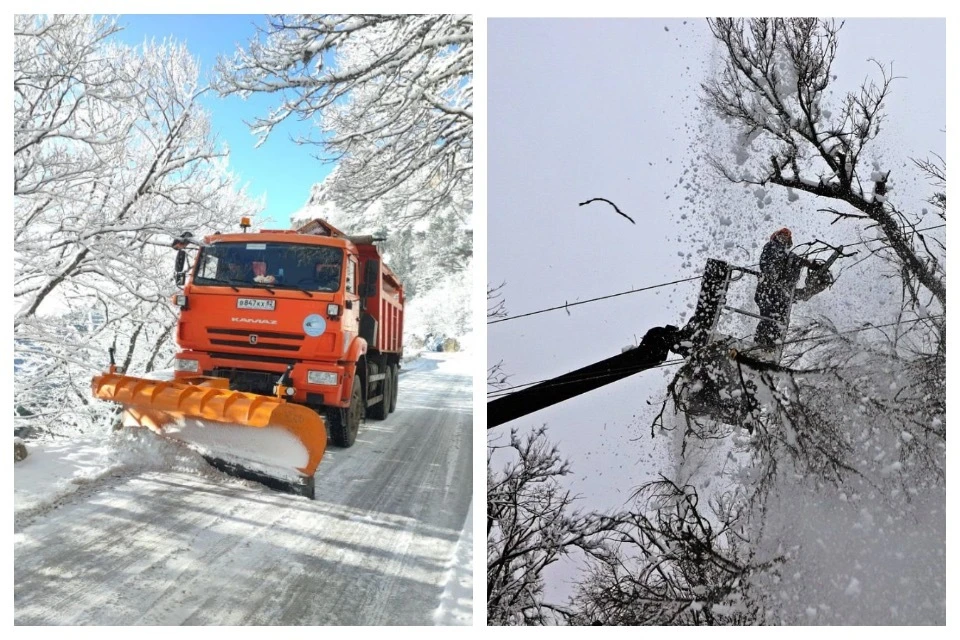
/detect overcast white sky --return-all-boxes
[487,17,945,602]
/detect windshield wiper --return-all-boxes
[202,277,242,292]
[198,277,310,297]
[196,277,259,293]
[229,277,274,294]
[271,283,314,298]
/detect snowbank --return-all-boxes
[433,500,473,625]
[14,430,209,518]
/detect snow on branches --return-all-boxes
[14,15,259,437]
[702,18,945,308]
[215,15,473,224]
[572,477,777,625]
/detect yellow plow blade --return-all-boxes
[92,373,326,498]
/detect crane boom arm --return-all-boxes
[487,325,679,428]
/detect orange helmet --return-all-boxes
[771,228,792,244]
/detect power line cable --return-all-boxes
[487,314,943,398]
[487,276,703,325]
[489,223,945,326]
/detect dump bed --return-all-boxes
[358,244,404,355]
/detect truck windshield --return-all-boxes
[193,242,344,292]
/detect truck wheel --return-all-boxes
[328,380,363,447]
[369,368,390,420]
[388,365,398,413]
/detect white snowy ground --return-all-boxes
[433,501,474,625]
[14,352,473,625]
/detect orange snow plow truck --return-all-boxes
[91,218,404,498]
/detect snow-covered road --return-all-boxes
[14,352,473,625]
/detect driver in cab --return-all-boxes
[252,260,277,284]
[314,258,341,291]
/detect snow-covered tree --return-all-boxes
[14,14,260,437]
[215,14,473,225]
[487,427,608,625]
[701,18,944,310]
[571,477,778,625]
[695,17,945,482]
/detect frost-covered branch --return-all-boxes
[702,18,945,308]
[215,14,473,224]
[14,15,261,438]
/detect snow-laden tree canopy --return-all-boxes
[215,14,473,225]
[702,18,944,309]
[14,15,260,437]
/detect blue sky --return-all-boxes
[112,14,334,226]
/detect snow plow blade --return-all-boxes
[91,373,326,499]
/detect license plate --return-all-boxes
[237,298,275,311]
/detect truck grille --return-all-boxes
[207,327,304,352]
[208,352,296,365]
[207,328,304,341]
[209,339,300,351]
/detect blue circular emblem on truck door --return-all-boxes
[303,314,326,337]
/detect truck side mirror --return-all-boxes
[174,249,186,285]
[361,259,379,298]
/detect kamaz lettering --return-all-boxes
[231,317,278,325]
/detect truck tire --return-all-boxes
[388,365,398,413]
[369,367,390,420]
[328,380,362,447]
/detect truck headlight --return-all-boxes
[307,371,338,386]
[174,358,200,373]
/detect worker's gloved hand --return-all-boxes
[795,263,834,301]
